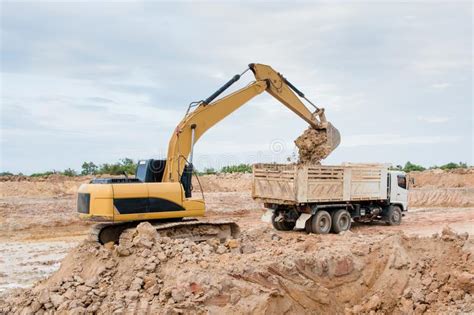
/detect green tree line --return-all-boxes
[391,161,469,172]
[198,163,253,175]
[0,160,470,177]
[0,158,138,177]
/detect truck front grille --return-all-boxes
[77,193,91,214]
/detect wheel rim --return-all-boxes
[392,210,400,223]
[319,216,330,231]
[339,215,349,230]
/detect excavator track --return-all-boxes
[89,219,240,245]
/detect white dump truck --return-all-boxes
[252,163,409,234]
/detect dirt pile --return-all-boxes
[2,223,472,314]
[0,178,86,198]
[410,168,474,189]
[409,188,474,207]
[294,127,331,164]
[192,173,252,193]
[0,174,125,198]
[1,167,471,197]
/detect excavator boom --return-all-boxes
[164,63,340,182]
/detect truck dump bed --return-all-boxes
[252,163,388,205]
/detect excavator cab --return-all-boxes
[135,159,193,197]
[135,159,166,183]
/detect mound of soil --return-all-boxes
[2,223,472,314]
[294,127,332,164]
[192,173,252,193]
[0,179,85,198]
[410,168,474,189]
[409,188,474,207]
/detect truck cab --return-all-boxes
[388,171,408,211]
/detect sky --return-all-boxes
[1,1,472,174]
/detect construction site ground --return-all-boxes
[0,168,473,313]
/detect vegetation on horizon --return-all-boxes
[198,163,253,175]
[391,161,469,173]
[0,160,470,177]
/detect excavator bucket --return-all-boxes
[325,121,341,153]
[312,108,341,154]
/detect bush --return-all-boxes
[439,162,468,170]
[0,172,13,176]
[30,171,55,177]
[220,164,252,173]
[403,161,425,172]
[62,168,77,177]
[202,168,217,175]
[98,158,136,175]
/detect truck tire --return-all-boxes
[305,218,312,233]
[308,211,332,234]
[271,213,295,231]
[331,209,351,233]
[386,205,402,225]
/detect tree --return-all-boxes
[120,158,136,175]
[81,162,98,175]
[98,158,137,175]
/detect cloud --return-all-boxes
[1,2,472,173]
[431,82,451,89]
[417,116,449,123]
[342,134,459,147]
[86,97,116,104]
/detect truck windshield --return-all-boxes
[397,175,407,189]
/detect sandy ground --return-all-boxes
[0,169,473,313]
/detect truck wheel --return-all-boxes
[331,209,351,233]
[305,218,312,233]
[309,211,332,234]
[386,205,402,225]
[271,213,295,231]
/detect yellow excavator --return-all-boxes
[77,63,340,244]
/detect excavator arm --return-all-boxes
[163,63,340,183]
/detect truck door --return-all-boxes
[390,173,408,210]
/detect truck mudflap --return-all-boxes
[261,209,274,223]
[295,213,312,229]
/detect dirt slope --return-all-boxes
[409,168,474,189]
[1,168,472,195]
[409,188,474,207]
[1,224,472,314]
[0,169,473,312]
[0,169,472,239]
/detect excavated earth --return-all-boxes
[0,168,473,314]
[294,127,331,164]
[1,224,473,314]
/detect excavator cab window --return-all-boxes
[135,159,166,183]
[135,159,193,197]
